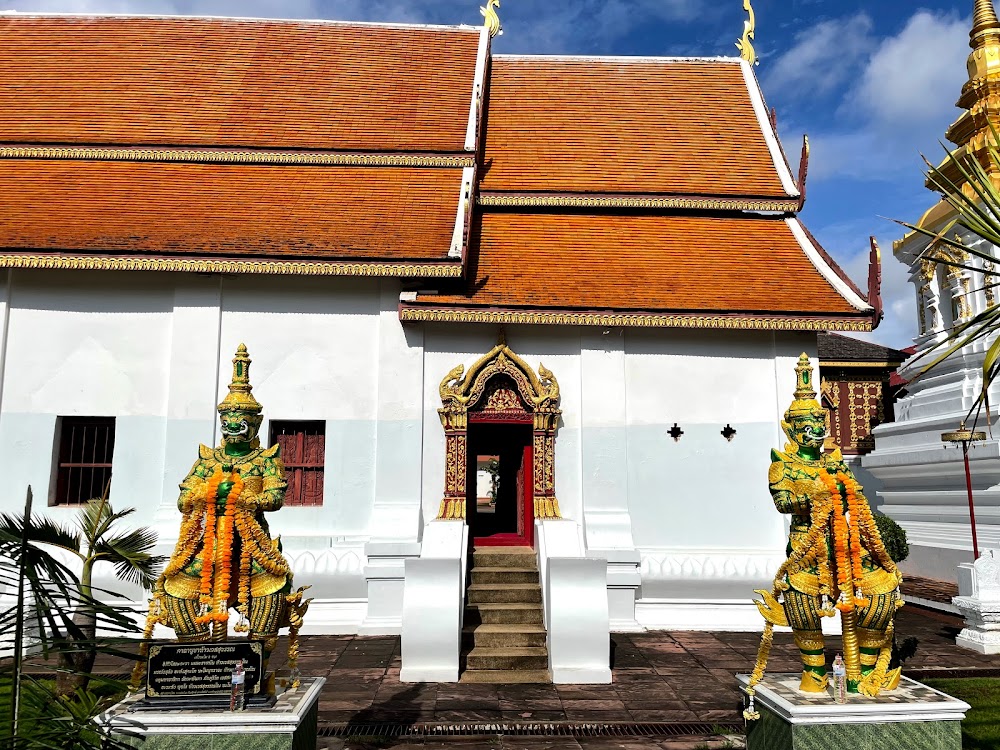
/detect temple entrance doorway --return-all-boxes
[467,421,533,547]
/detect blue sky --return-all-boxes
[0,0,979,348]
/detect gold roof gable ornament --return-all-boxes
[218,343,263,413]
[481,0,502,38]
[736,0,758,66]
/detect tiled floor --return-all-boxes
[901,575,960,603]
[259,605,998,730]
[85,604,994,748]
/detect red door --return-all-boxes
[468,420,534,547]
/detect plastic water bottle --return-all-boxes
[832,653,847,704]
[230,660,246,712]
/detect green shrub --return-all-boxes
[874,513,909,563]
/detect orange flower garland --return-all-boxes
[196,467,245,626]
[841,471,870,607]
[819,471,869,612]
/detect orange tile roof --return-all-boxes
[479,57,794,199]
[0,16,480,153]
[408,212,865,317]
[0,160,463,263]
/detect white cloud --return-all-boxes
[803,10,968,183]
[764,13,876,97]
[850,10,969,126]
[804,217,916,349]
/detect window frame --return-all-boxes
[268,419,326,507]
[53,416,116,506]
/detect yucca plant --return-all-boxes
[899,123,1000,417]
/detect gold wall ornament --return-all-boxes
[985,260,997,308]
[436,335,561,520]
[481,0,502,37]
[736,0,758,66]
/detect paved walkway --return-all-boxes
[81,604,993,748]
[259,605,999,748]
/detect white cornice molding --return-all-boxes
[450,166,475,259]
[786,217,871,312]
[740,58,800,198]
[466,27,490,153]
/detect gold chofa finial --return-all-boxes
[481,0,502,38]
[736,0,758,66]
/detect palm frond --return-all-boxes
[93,527,163,590]
[0,513,81,555]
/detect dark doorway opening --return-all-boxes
[467,421,533,547]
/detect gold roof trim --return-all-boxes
[819,360,903,368]
[400,307,873,332]
[477,194,799,211]
[0,145,476,169]
[0,253,463,277]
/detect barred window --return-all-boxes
[54,417,115,505]
[269,421,325,507]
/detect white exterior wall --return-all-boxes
[423,324,813,630]
[865,227,1000,581]
[0,270,815,632]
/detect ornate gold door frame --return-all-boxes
[437,336,562,521]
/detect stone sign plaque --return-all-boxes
[146,641,264,699]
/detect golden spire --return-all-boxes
[217,343,263,413]
[932,1,1000,192]
[736,0,758,66]
[481,0,502,38]
[973,0,1000,44]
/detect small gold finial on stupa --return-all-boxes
[217,343,262,413]
[481,0,502,38]
[973,0,1000,44]
[736,0,758,66]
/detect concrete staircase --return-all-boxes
[460,546,550,683]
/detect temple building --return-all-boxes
[0,10,878,680]
[865,1,1000,581]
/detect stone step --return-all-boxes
[467,583,542,604]
[471,567,539,585]
[459,668,551,684]
[465,602,543,625]
[464,647,549,671]
[472,547,537,569]
[462,623,547,649]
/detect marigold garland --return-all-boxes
[195,467,246,626]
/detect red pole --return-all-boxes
[964,441,981,560]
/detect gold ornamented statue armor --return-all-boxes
[132,344,309,689]
[744,354,902,716]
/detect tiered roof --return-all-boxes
[478,57,798,208]
[0,13,877,330]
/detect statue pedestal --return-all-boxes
[736,674,968,750]
[954,550,1000,654]
[97,677,325,750]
